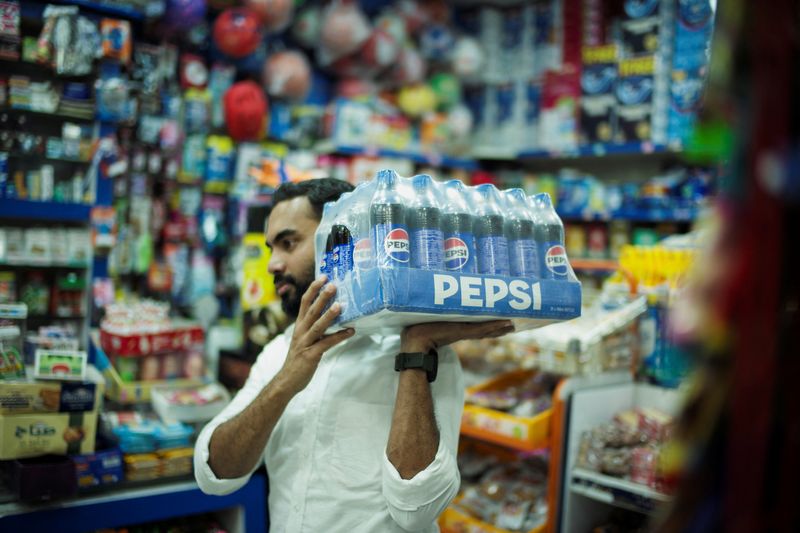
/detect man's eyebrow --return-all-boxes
[266,228,298,249]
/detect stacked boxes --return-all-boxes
[0,371,102,459]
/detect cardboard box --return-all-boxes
[0,378,100,414]
[0,410,98,459]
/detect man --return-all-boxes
[195,178,513,532]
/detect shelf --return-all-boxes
[440,503,546,533]
[558,206,699,223]
[0,199,92,222]
[20,0,146,21]
[0,259,90,268]
[6,153,91,164]
[2,108,95,123]
[315,141,478,170]
[0,474,267,533]
[570,258,618,272]
[570,468,670,515]
[516,141,682,160]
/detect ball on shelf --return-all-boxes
[447,104,473,138]
[451,36,484,79]
[397,84,437,118]
[319,1,371,62]
[262,50,312,102]
[419,24,455,62]
[224,81,268,141]
[429,72,461,110]
[213,8,263,58]
[292,5,322,49]
[245,0,293,33]
[359,27,400,73]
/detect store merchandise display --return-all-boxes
[0,0,720,531]
[0,303,26,379]
[575,407,673,492]
[451,451,549,533]
[454,294,646,377]
[97,300,207,402]
[101,410,194,481]
[317,170,581,330]
[465,372,557,420]
[0,364,103,459]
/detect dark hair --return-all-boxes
[272,178,354,220]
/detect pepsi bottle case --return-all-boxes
[313,170,581,333]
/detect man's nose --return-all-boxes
[268,252,285,275]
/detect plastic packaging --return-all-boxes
[314,170,581,332]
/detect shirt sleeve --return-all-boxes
[194,333,288,496]
[381,346,464,531]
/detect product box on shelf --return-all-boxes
[151,382,230,423]
[580,45,618,144]
[0,375,101,414]
[316,171,581,332]
[615,56,656,143]
[460,369,554,451]
[99,321,204,358]
[72,445,124,489]
[0,303,26,380]
[0,409,99,459]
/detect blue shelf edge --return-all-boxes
[23,0,145,21]
[0,475,268,533]
[558,206,698,223]
[334,145,478,171]
[517,141,683,160]
[0,199,92,222]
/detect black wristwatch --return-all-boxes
[395,349,438,383]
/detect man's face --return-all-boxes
[265,196,319,319]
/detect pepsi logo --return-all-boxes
[384,228,410,263]
[545,245,569,275]
[353,238,373,268]
[444,237,469,270]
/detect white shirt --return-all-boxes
[194,327,464,532]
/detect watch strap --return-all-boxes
[395,350,438,382]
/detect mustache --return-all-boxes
[274,274,297,289]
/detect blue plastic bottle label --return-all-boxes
[543,243,568,280]
[352,237,374,270]
[509,239,539,277]
[477,236,510,276]
[332,241,353,280]
[372,224,410,267]
[443,234,476,272]
[411,229,444,270]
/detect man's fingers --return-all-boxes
[298,275,328,320]
[304,301,343,341]
[313,328,356,353]
[305,282,338,325]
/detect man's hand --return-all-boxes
[400,320,515,354]
[278,275,355,394]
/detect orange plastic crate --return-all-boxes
[460,369,552,451]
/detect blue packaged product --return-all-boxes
[408,174,444,270]
[314,170,582,332]
[505,188,540,278]
[474,184,510,276]
[316,204,334,278]
[370,170,409,268]
[441,180,477,273]
[331,224,353,280]
[533,193,568,280]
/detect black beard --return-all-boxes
[275,264,315,320]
